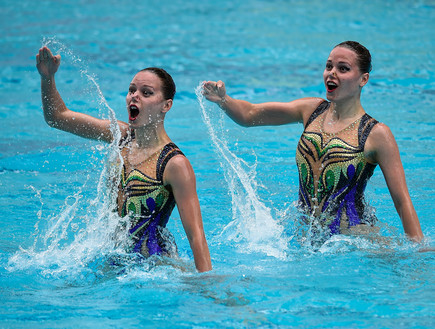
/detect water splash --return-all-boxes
[7,38,128,278]
[195,83,288,259]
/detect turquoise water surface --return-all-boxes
[1,1,434,328]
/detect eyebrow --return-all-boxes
[129,83,155,90]
[326,59,351,65]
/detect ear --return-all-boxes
[162,99,173,113]
[360,73,369,87]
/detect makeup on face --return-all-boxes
[323,47,362,98]
[126,72,164,123]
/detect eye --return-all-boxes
[129,86,136,94]
[325,63,333,70]
[339,65,350,72]
[142,89,153,96]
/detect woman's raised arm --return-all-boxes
[202,80,323,127]
[37,46,128,142]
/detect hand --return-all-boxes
[36,46,61,79]
[202,80,226,104]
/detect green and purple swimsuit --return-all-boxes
[118,142,184,256]
[296,101,379,234]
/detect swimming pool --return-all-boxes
[1,0,434,328]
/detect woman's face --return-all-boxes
[323,46,369,102]
[126,71,172,128]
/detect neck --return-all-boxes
[131,123,170,149]
[330,96,364,121]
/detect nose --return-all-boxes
[130,90,139,100]
[328,68,336,78]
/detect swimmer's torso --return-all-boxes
[117,141,184,256]
[296,101,379,234]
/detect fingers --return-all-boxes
[202,80,227,103]
[36,48,46,66]
[202,81,215,95]
[39,47,47,60]
[203,81,216,90]
[37,46,56,61]
[36,46,61,66]
[43,47,52,60]
[37,48,43,64]
[203,80,223,92]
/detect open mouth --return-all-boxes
[129,104,139,121]
[326,81,338,92]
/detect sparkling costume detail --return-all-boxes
[296,101,379,234]
[118,142,184,256]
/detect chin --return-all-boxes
[128,120,140,128]
[325,93,334,101]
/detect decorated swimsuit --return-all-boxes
[296,100,379,234]
[118,141,184,256]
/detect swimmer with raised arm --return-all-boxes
[37,46,212,272]
[203,41,423,243]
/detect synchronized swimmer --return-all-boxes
[203,41,423,243]
[37,46,212,272]
[37,40,426,272]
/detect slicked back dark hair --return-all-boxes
[140,67,176,100]
[335,41,372,73]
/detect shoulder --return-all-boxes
[118,124,133,148]
[292,97,326,112]
[297,97,328,126]
[365,122,398,164]
[367,122,394,141]
[282,97,327,120]
[119,121,130,136]
[163,154,195,186]
[300,97,327,107]
[166,154,191,169]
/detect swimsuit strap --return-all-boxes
[358,114,379,148]
[304,101,379,148]
[119,129,135,148]
[156,143,185,182]
[305,100,330,129]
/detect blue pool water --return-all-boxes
[1,0,434,328]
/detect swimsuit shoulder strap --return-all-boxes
[156,143,185,182]
[359,113,379,148]
[119,129,135,149]
[305,100,330,129]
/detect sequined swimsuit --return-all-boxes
[118,142,184,256]
[296,101,379,234]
